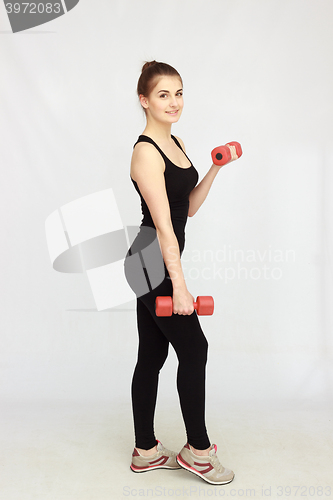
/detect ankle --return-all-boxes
[190,444,211,456]
[136,445,158,457]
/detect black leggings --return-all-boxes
[131,266,211,450]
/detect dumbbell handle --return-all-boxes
[155,295,214,316]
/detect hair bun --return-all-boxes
[142,60,158,72]
[137,61,182,101]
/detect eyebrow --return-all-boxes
[157,89,183,93]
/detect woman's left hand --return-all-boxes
[227,144,239,162]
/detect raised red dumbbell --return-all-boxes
[211,141,243,166]
[155,295,214,317]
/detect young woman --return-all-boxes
[127,61,238,485]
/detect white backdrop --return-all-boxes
[1,0,332,406]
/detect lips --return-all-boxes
[166,110,179,114]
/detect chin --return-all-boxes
[166,112,182,122]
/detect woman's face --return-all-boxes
[140,76,184,124]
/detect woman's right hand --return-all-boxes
[172,288,195,315]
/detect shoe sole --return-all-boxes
[130,464,181,473]
[176,454,235,485]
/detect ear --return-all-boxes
[139,94,149,109]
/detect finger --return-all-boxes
[228,145,238,161]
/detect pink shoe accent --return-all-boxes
[131,463,157,471]
[177,453,213,476]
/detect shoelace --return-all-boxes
[210,454,224,473]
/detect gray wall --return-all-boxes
[1,0,332,405]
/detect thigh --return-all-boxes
[139,277,208,365]
[126,226,208,361]
[136,297,169,365]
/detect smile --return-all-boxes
[166,110,179,114]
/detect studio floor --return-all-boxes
[0,398,332,500]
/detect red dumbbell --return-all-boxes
[211,141,243,166]
[155,296,214,317]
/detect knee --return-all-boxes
[198,335,209,365]
[155,348,169,371]
[186,334,209,366]
[137,345,169,373]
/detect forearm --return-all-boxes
[188,163,220,217]
[156,228,186,290]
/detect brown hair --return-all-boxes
[137,60,183,99]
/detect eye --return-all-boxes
[160,94,167,98]
[177,92,183,97]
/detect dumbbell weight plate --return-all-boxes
[211,145,231,166]
[196,296,214,315]
[155,296,173,316]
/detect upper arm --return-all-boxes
[131,143,173,232]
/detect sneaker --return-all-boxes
[130,440,181,473]
[176,443,235,485]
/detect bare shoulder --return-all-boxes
[131,141,164,182]
[173,135,186,153]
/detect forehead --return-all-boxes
[152,75,183,93]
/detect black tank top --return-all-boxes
[131,135,199,253]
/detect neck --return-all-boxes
[142,116,173,142]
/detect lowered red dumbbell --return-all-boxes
[211,141,243,166]
[155,295,214,317]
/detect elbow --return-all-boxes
[188,201,196,217]
[155,222,174,237]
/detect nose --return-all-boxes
[170,96,178,107]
